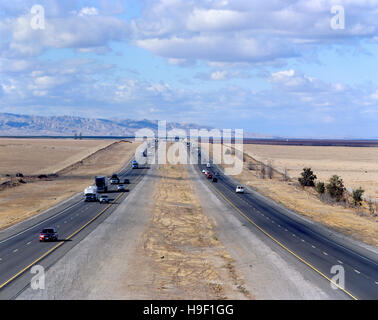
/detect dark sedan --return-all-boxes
[39,228,58,242]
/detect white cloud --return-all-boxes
[211,71,228,80]
[78,7,99,17]
[130,0,378,65]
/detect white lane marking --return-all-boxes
[312,245,316,249]
[292,234,296,237]
[338,260,343,264]
[27,241,31,245]
[0,200,83,245]
[354,269,360,274]
[13,249,18,253]
[323,252,328,256]
[375,281,378,285]
[301,239,305,242]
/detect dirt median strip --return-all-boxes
[131,164,252,300]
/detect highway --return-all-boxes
[196,151,378,300]
[0,157,149,299]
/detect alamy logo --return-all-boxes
[330,5,345,30]
[134,121,244,175]
[30,265,45,290]
[30,4,45,30]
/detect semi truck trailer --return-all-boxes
[95,175,108,192]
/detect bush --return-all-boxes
[267,162,274,179]
[248,162,255,171]
[260,164,266,179]
[326,175,345,201]
[298,168,317,187]
[316,182,325,194]
[352,187,364,206]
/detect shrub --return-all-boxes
[316,182,325,194]
[352,187,364,206]
[248,162,255,171]
[260,164,266,179]
[298,168,317,187]
[267,162,274,179]
[326,175,345,201]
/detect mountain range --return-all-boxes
[0,113,216,137]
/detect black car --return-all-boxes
[212,177,218,182]
[39,228,58,242]
[123,179,130,184]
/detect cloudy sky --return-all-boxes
[0,0,378,138]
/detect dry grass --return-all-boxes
[243,144,378,201]
[0,138,115,176]
[202,143,378,247]
[137,164,252,299]
[0,139,140,230]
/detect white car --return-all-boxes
[236,186,244,193]
[202,169,206,173]
[206,163,211,168]
[117,184,126,191]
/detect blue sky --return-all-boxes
[0,0,378,138]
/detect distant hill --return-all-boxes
[0,113,213,137]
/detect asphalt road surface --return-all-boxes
[0,156,150,299]
[196,148,378,300]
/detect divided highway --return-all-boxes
[0,157,149,299]
[197,153,378,300]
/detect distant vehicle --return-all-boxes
[95,176,108,192]
[117,184,126,192]
[206,172,212,179]
[110,174,120,185]
[84,186,98,202]
[207,163,211,168]
[99,195,110,204]
[202,169,206,173]
[123,178,130,184]
[132,160,138,169]
[236,186,244,193]
[39,228,58,242]
[212,177,218,183]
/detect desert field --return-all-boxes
[243,144,378,201]
[0,139,140,230]
[0,138,116,176]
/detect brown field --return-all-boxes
[0,138,117,177]
[0,139,140,230]
[202,143,378,246]
[243,144,378,201]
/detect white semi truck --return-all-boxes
[84,186,98,202]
